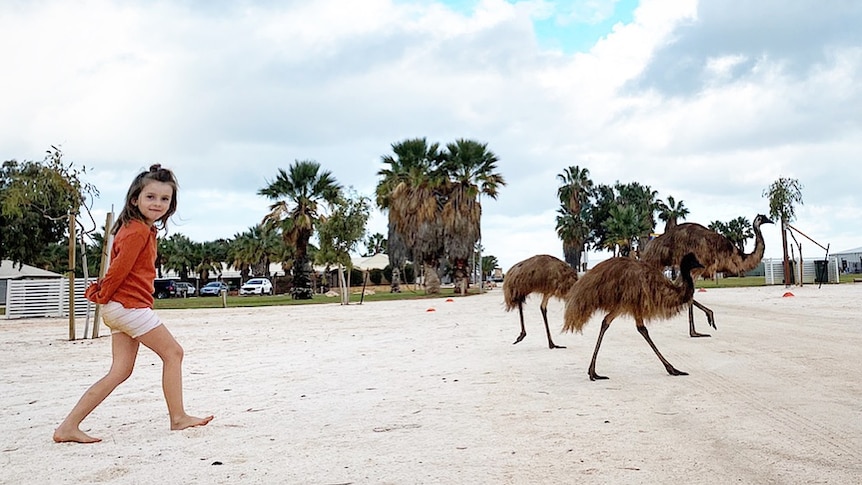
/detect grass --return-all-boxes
[152,285,469,311]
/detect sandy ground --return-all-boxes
[2,283,861,484]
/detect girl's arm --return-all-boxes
[85,231,149,304]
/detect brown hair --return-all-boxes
[113,164,178,234]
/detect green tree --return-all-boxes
[316,190,371,304]
[555,165,593,270]
[363,232,387,256]
[260,160,342,299]
[439,138,505,294]
[194,239,229,283]
[725,217,754,254]
[0,147,97,268]
[159,233,196,281]
[376,138,444,293]
[228,224,282,283]
[585,184,616,252]
[657,195,689,233]
[614,181,659,256]
[764,177,804,286]
[481,254,499,280]
[602,204,650,257]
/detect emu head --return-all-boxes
[680,253,705,274]
[754,214,775,227]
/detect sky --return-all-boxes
[2,0,861,272]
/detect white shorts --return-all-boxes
[101,301,162,338]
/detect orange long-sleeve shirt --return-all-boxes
[85,219,157,308]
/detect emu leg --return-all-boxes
[541,304,565,349]
[513,302,527,344]
[637,322,687,376]
[588,317,612,381]
[688,302,710,338]
[688,300,718,337]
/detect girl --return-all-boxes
[53,165,213,443]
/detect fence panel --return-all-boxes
[5,278,96,319]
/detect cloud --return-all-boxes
[2,0,860,271]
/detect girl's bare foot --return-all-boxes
[171,414,214,430]
[53,427,101,444]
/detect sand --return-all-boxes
[2,283,861,484]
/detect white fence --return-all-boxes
[4,278,96,319]
[763,257,840,285]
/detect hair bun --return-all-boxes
[149,164,162,172]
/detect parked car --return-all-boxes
[199,281,229,296]
[153,279,177,299]
[174,281,195,297]
[239,278,274,296]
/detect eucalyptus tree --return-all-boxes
[1,147,97,268]
[316,190,371,304]
[764,177,804,287]
[376,138,445,293]
[438,138,505,294]
[556,165,594,270]
[260,160,342,299]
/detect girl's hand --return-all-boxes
[84,282,103,303]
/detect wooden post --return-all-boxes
[92,212,114,338]
[781,221,791,288]
[68,213,76,341]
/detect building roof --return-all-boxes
[0,260,63,279]
[833,246,862,256]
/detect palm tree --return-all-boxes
[376,138,445,293]
[481,254,499,281]
[194,239,228,283]
[228,225,280,283]
[364,232,387,256]
[259,160,342,299]
[764,177,804,287]
[159,233,196,281]
[555,165,593,270]
[439,138,505,294]
[657,195,690,233]
[602,204,650,257]
[555,207,588,270]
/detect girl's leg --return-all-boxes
[136,325,213,430]
[53,332,140,443]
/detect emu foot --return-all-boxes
[665,365,688,376]
[548,343,566,349]
[589,371,608,381]
[513,332,526,345]
[690,330,712,338]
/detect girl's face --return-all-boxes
[133,180,174,226]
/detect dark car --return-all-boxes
[199,281,229,296]
[153,279,177,299]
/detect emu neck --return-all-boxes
[743,223,767,268]
[678,268,697,302]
